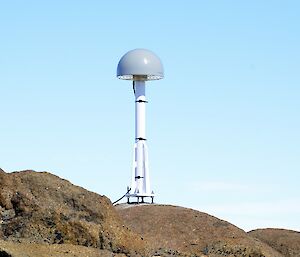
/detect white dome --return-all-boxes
[117,49,164,81]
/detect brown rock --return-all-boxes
[116,204,283,257]
[0,239,126,257]
[0,169,148,256]
[248,228,300,257]
[0,168,297,257]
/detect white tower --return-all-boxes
[117,49,164,204]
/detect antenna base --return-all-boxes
[126,192,155,204]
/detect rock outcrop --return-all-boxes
[116,204,284,257]
[0,169,148,256]
[0,240,116,257]
[248,229,300,257]
[0,169,299,257]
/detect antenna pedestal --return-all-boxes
[117,49,164,205]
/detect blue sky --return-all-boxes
[0,1,299,232]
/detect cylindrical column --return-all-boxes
[134,80,146,194]
[134,81,146,140]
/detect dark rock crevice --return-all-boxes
[0,251,12,257]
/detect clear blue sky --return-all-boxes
[0,1,299,232]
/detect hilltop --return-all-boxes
[116,204,283,257]
[248,229,300,257]
[0,169,299,257]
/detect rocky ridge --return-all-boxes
[116,204,283,257]
[248,229,300,257]
[0,169,299,257]
[0,169,148,256]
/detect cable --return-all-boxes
[112,188,131,205]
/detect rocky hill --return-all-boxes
[116,204,283,257]
[0,169,148,256]
[0,169,299,257]
[248,229,300,257]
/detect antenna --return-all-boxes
[117,49,164,204]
